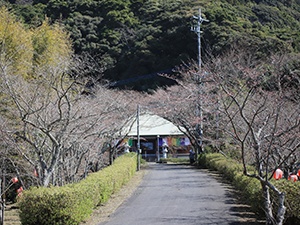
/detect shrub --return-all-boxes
[18,185,94,225]
[160,157,190,164]
[18,153,137,225]
[271,180,300,219]
[199,153,300,220]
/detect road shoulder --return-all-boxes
[80,166,148,225]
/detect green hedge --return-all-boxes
[18,153,137,225]
[199,153,300,220]
[160,157,190,164]
[272,180,300,220]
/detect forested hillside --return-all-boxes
[2,0,300,90]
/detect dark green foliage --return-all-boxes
[3,0,300,90]
[272,181,300,220]
[204,1,300,57]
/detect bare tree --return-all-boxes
[208,50,300,225]
[142,49,300,224]
[0,54,135,187]
[142,63,219,157]
[0,9,138,189]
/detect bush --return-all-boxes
[271,180,300,219]
[18,153,137,225]
[199,153,300,220]
[160,157,189,164]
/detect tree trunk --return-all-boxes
[0,178,3,225]
[262,182,274,225]
[42,168,54,187]
[276,192,286,225]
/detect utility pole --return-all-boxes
[136,104,141,171]
[191,8,209,155]
[157,135,160,162]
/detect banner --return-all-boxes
[159,137,190,147]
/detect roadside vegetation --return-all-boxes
[18,153,137,225]
[160,157,190,165]
[199,153,300,225]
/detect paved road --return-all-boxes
[99,163,258,225]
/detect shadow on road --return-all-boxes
[206,170,265,224]
[152,163,265,225]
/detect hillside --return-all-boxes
[2,0,300,90]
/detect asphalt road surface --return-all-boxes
[99,163,260,225]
